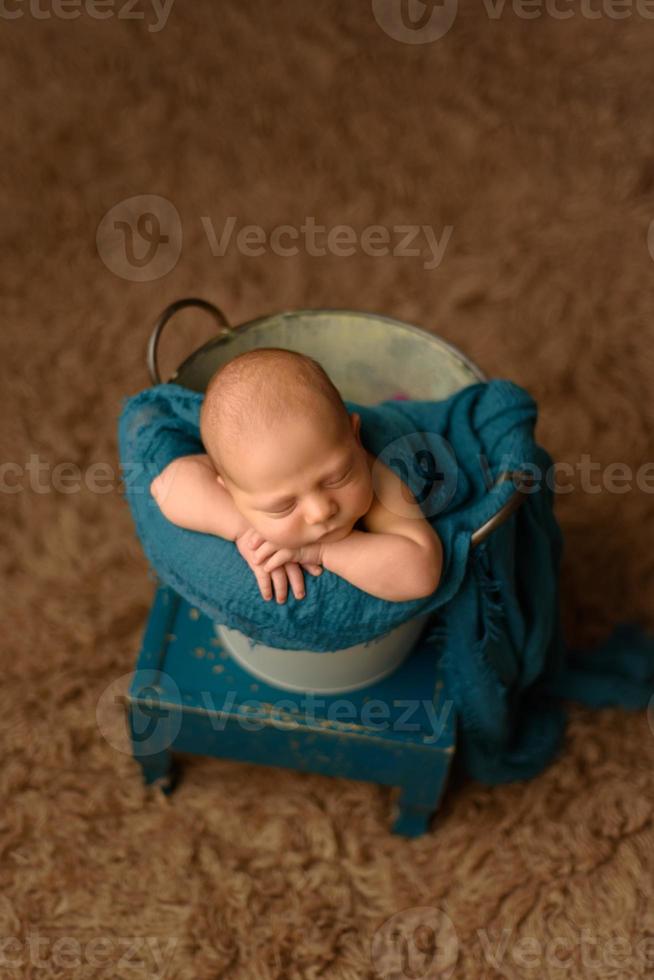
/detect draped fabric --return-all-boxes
[118,380,654,783]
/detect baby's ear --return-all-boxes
[350,412,362,443]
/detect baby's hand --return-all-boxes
[248,531,324,575]
[235,528,322,603]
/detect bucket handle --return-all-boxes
[146,299,535,546]
[470,471,536,548]
[147,298,232,385]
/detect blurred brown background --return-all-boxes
[2,2,653,977]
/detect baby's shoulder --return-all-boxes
[360,446,422,530]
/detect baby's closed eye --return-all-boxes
[266,470,354,517]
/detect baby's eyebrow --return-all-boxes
[254,454,353,509]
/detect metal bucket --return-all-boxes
[147,300,521,694]
[148,302,486,401]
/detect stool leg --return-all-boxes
[392,794,434,837]
[391,771,445,837]
[136,749,178,794]
[127,703,178,795]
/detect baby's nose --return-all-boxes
[304,495,336,524]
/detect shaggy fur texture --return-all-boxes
[2,2,653,977]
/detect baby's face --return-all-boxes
[217,411,374,549]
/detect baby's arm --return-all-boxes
[320,523,442,602]
[254,519,441,602]
[150,454,250,541]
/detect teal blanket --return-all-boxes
[118,380,654,785]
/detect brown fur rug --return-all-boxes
[2,1,653,977]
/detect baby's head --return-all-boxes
[200,348,374,549]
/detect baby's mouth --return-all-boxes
[313,526,337,542]
[316,522,349,542]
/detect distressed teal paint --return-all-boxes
[128,585,456,837]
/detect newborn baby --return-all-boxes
[150,348,443,604]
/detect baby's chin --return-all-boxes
[303,519,356,548]
[269,520,355,551]
[316,522,353,544]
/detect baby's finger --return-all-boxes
[300,563,323,576]
[285,562,305,600]
[254,568,273,601]
[252,541,278,565]
[263,551,291,573]
[270,567,288,604]
[248,529,264,549]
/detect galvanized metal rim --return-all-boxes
[155,305,488,387]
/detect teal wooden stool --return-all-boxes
[125,300,527,837]
[128,582,455,837]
